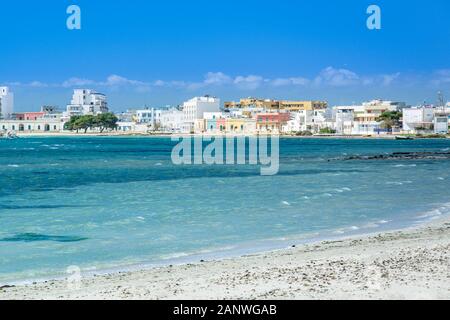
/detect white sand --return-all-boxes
[1,218,449,300]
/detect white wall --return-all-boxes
[0,87,14,119]
[182,96,221,132]
[160,108,184,133]
[403,107,434,132]
[0,119,63,132]
[66,89,108,117]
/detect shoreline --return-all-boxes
[10,132,450,139]
[1,215,449,300]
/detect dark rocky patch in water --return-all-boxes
[0,233,88,243]
[333,151,450,161]
[0,204,88,210]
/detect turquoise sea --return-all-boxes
[1,137,450,284]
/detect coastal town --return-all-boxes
[1,86,449,137]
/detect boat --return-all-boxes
[395,136,414,140]
[2,130,18,139]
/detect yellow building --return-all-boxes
[225,98,279,109]
[279,100,327,112]
[224,98,327,112]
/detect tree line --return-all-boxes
[64,113,119,133]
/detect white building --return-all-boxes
[0,86,14,119]
[160,108,184,133]
[0,118,64,133]
[353,100,404,134]
[434,114,449,134]
[65,89,109,117]
[402,106,435,133]
[333,100,405,135]
[116,122,149,133]
[282,109,328,133]
[333,106,357,135]
[182,96,221,133]
[135,108,162,129]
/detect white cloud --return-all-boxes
[233,75,265,90]
[204,72,232,85]
[29,81,49,88]
[314,67,360,87]
[431,69,450,86]
[381,73,401,86]
[103,74,149,87]
[62,77,96,88]
[271,77,310,87]
[3,67,411,93]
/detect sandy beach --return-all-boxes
[1,217,448,300]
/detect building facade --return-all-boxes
[256,113,290,133]
[135,108,162,129]
[0,118,64,133]
[402,107,435,133]
[0,86,14,120]
[65,89,109,118]
[224,98,327,112]
[160,108,184,133]
[182,96,221,133]
[333,100,405,135]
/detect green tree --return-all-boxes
[65,113,118,133]
[76,115,96,133]
[319,127,336,134]
[95,113,118,133]
[64,115,82,133]
[377,111,402,133]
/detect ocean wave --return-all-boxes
[386,180,413,186]
[393,164,417,168]
[416,203,450,220]
[158,245,236,261]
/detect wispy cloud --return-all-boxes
[62,77,96,88]
[431,69,450,86]
[313,67,360,87]
[4,67,447,93]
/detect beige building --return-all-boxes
[279,100,327,112]
[224,98,327,112]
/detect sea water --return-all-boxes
[1,137,450,283]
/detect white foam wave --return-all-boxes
[393,164,417,168]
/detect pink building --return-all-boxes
[13,112,46,121]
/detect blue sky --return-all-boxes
[0,0,449,111]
